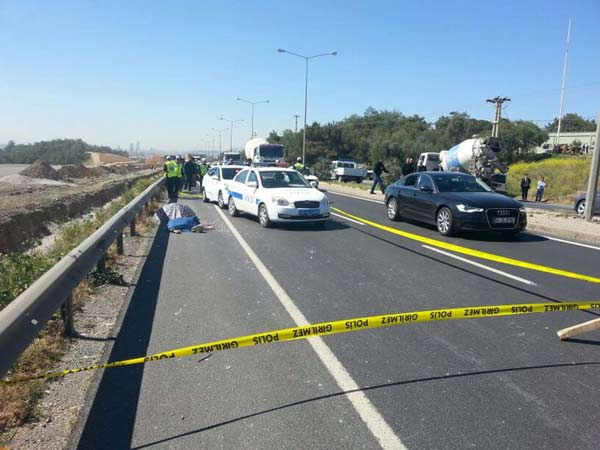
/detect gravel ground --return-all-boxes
[6,225,157,450]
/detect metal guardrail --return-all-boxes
[0,176,165,378]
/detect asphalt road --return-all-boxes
[70,188,600,449]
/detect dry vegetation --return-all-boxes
[0,177,162,438]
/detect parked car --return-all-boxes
[330,160,367,183]
[202,165,244,208]
[384,172,527,236]
[226,167,330,227]
[574,192,600,216]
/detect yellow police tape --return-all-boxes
[331,207,600,283]
[2,301,599,384]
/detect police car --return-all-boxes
[202,165,245,208]
[226,167,330,227]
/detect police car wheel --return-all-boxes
[228,197,239,217]
[202,188,209,203]
[218,191,226,209]
[258,204,271,228]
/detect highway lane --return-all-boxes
[325,190,600,300]
[71,201,382,450]
[72,191,600,449]
[210,192,600,449]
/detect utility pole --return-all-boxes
[584,111,600,222]
[556,17,572,148]
[293,114,300,133]
[486,97,511,137]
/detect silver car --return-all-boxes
[574,192,600,216]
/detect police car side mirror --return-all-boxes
[247,181,258,189]
[310,181,318,188]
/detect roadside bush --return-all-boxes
[312,158,332,181]
[507,156,592,202]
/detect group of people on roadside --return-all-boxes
[520,174,546,202]
[163,155,210,202]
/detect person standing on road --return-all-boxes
[183,155,197,191]
[370,160,388,194]
[176,156,184,192]
[401,157,414,176]
[520,174,531,201]
[294,157,304,171]
[198,158,209,188]
[535,176,546,202]
[163,156,179,202]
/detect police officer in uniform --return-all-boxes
[163,156,179,202]
[293,157,304,171]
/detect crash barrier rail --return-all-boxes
[2,300,598,384]
[0,176,165,379]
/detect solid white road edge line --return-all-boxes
[214,205,406,450]
[538,235,600,251]
[421,245,538,286]
[325,190,385,204]
[331,212,366,225]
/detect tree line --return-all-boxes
[268,109,595,171]
[0,139,129,164]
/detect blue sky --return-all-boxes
[1,0,599,151]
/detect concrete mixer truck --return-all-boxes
[244,138,286,166]
[417,137,508,192]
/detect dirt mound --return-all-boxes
[90,166,115,177]
[56,163,95,179]
[87,152,133,165]
[19,160,60,180]
[146,155,165,165]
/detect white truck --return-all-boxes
[330,159,367,183]
[417,137,508,192]
[244,138,286,166]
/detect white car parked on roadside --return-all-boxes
[226,167,330,227]
[202,165,245,208]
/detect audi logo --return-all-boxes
[497,210,511,216]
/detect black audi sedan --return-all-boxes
[384,172,527,236]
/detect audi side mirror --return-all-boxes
[420,185,433,192]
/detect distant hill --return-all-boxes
[0,139,129,164]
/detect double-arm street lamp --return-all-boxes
[277,48,337,164]
[236,97,269,139]
[219,117,244,151]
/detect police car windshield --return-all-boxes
[260,171,310,188]
[432,174,491,192]
[221,168,242,179]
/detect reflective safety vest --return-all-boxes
[164,160,178,178]
[200,164,209,176]
[294,162,304,171]
[176,163,184,178]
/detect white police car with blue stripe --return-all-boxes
[226,167,330,228]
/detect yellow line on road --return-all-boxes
[332,207,600,284]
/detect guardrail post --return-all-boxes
[61,295,75,336]
[130,218,137,236]
[97,253,106,272]
[116,232,124,255]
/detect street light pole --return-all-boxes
[278,48,337,164]
[220,118,244,151]
[236,98,269,138]
[211,128,227,153]
[293,114,300,133]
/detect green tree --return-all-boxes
[498,120,548,163]
[545,113,596,132]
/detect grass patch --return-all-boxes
[327,180,373,191]
[507,156,594,203]
[0,176,161,435]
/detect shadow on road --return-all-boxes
[130,360,600,449]
[72,227,171,450]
